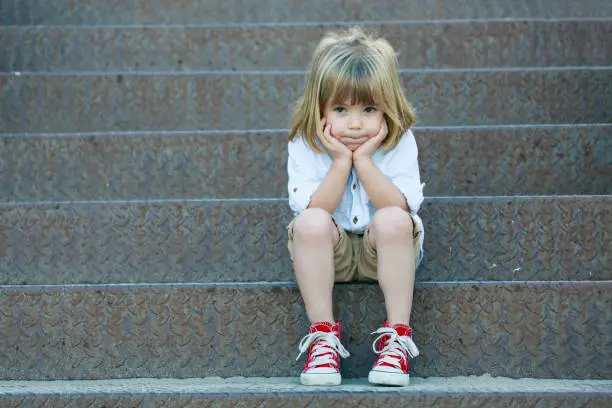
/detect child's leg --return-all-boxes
[291,208,340,324]
[290,209,354,386]
[367,206,417,326]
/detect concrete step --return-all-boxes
[2,125,610,202]
[0,197,610,285]
[0,281,610,380]
[2,69,610,134]
[1,377,611,407]
[3,0,612,25]
[3,20,611,72]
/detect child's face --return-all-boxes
[323,100,384,151]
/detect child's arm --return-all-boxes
[355,129,424,213]
[308,159,352,214]
[355,158,408,211]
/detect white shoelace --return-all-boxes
[371,327,420,369]
[296,331,350,368]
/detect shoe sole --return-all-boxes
[300,372,342,386]
[368,370,410,386]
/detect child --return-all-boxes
[287,27,425,387]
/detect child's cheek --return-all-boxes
[327,121,344,139]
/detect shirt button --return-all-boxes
[352,184,357,190]
[353,216,358,224]
[293,187,298,192]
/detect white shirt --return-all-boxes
[287,129,425,238]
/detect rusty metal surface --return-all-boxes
[2,394,611,408]
[3,21,611,71]
[2,70,611,134]
[0,282,610,380]
[1,126,610,202]
[2,0,612,25]
[1,0,611,398]
[0,197,610,285]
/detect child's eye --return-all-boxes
[364,106,378,113]
[333,107,347,113]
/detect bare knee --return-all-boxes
[292,208,335,243]
[371,206,413,243]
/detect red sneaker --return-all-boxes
[296,321,350,385]
[368,320,419,386]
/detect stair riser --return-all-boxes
[0,282,610,380]
[1,198,610,285]
[1,394,610,408]
[3,21,611,71]
[3,70,611,134]
[2,126,610,202]
[3,0,611,25]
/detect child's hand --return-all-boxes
[353,120,387,164]
[317,118,353,164]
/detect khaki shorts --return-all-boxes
[287,215,423,282]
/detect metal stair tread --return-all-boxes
[1,375,611,396]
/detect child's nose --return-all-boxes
[348,114,362,129]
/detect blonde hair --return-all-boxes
[289,26,416,153]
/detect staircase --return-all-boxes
[1,0,611,406]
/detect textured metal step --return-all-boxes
[1,377,611,407]
[0,281,610,380]
[2,125,610,202]
[0,197,610,285]
[2,69,610,134]
[3,0,612,25]
[3,20,611,71]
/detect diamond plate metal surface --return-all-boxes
[3,21,611,71]
[2,70,611,134]
[0,282,610,380]
[0,197,610,285]
[1,126,610,202]
[417,125,612,197]
[2,0,612,25]
[2,394,611,408]
[0,131,288,201]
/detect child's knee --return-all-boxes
[292,208,334,242]
[372,207,414,240]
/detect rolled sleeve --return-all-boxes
[288,180,319,214]
[383,130,424,214]
[392,174,424,214]
[287,138,325,214]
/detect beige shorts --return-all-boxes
[287,215,423,282]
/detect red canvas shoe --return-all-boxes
[368,320,419,386]
[296,321,350,385]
